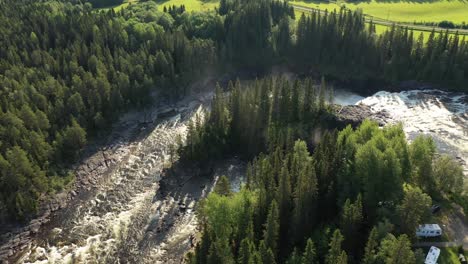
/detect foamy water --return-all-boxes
[15,102,207,264]
[7,89,467,263]
[358,90,467,175]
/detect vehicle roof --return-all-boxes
[425,246,440,264]
[418,224,441,231]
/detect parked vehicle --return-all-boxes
[425,246,440,264]
[416,224,442,238]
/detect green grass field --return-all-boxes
[157,0,218,11]
[296,4,464,41]
[439,247,463,264]
[95,0,139,11]
[292,0,468,24]
[96,0,218,12]
[296,10,453,41]
[374,23,438,40]
[99,0,218,12]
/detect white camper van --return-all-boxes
[425,246,440,264]
[416,224,442,238]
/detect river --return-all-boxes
[1,88,467,263]
[3,91,216,263]
[335,89,467,176]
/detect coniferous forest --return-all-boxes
[181,77,464,264]
[0,0,467,262]
[0,0,217,220]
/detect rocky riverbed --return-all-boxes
[0,90,213,263]
[2,84,465,263]
[0,88,395,263]
[333,104,390,128]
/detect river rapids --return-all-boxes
[1,88,467,264]
[11,93,214,264]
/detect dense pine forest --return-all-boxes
[0,0,467,228]
[0,0,216,220]
[181,77,465,264]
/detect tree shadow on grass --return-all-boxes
[294,0,468,4]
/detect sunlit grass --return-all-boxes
[95,0,139,11]
[296,6,461,41]
[157,0,219,11]
[96,0,218,12]
[373,23,450,41]
[291,0,468,24]
[439,247,462,264]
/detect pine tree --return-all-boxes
[238,238,256,264]
[377,234,415,264]
[286,248,302,264]
[196,226,211,264]
[302,238,317,264]
[276,164,292,256]
[362,227,379,264]
[259,240,277,264]
[409,135,436,194]
[263,201,280,254]
[396,184,431,237]
[325,229,347,264]
[291,141,317,244]
[340,194,363,253]
[214,176,232,196]
[290,80,300,122]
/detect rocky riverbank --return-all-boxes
[0,114,146,261]
[0,89,214,263]
[331,103,390,129]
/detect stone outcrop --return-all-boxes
[332,104,390,129]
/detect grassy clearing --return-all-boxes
[296,10,449,41]
[374,23,460,40]
[95,0,140,11]
[157,0,219,11]
[439,247,463,264]
[292,0,468,24]
[297,7,462,41]
[97,0,217,12]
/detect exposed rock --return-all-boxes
[30,224,40,234]
[332,104,389,129]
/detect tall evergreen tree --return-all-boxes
[264,201,280,254]
[301,238,317,264]
[325,229,347,264]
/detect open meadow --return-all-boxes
[100,0,217,12]
[292,0,468,24]
[156,0,218,11]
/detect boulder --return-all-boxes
[332,104,389,129]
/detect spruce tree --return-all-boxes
[259,240,277,264]
[238,238,256,264]
[325,230,347,264]
[362,228,379,264]
[214,176,232,196]
[263,201,280,254]
[302,238,317,264]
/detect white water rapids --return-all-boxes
[12,93,211,264]
[336,89,468,177]
[3,88,467,264]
